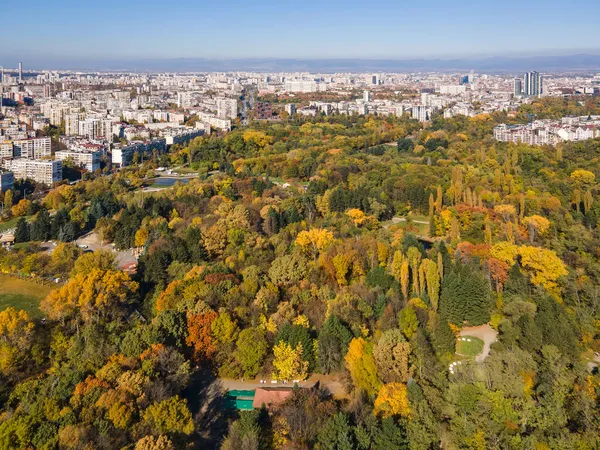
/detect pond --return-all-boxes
[151,177,190,187]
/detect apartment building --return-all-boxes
[0,142,13,159]
[285,104,297,115]
[78,118,103,139]
[5,159,62,185]
[163,128,204,146]
[55,149,101,172]
[216,98,238,120]
[64,113,83,136]
[197,113,231,131]
[412,105,432,122]
[112,138,166,167]
[0,171,14,192]
[13,137,52,159]
[284,80,325,93]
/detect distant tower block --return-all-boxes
[18,62,23,83]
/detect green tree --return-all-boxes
[3,189,13,216]
[439,263,491,326]
[235,327,268,378]
[29,209,51,241]
[142,396,194,435]
[318,316,352,374]
[397,138,414,152]
[398,307,418,339]
[373,329,413,383]
[14,217,30,243]
[317,412,355,450]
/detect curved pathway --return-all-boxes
[460,324,498,363]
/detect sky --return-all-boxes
[2,0,600,66]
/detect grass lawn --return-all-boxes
[456,336,485,357]
[0,277,56,319]
[0,216,30,233]
[173,167,195,174]
[399,221,430,237]
[583,349,600,363]
[407,213,429,223]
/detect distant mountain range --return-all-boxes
[5,53,600,73]
[123,54,600,73]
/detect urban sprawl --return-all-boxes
[0,64,599,191]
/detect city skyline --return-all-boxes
[2,0,600,65]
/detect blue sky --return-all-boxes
[2,0,599,64]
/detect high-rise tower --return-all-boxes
[523,71,543,97]
[513,78,523,96]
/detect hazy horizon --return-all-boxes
[3,52,600,73]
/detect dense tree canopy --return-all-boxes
[1,102,600,448]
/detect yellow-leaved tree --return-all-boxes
[522,215,551,243]
[344,337,381,396]
[517,246,567,295]
[295,228,334,260]
[272,341,308,381]
[490,242,567,297]
[0,307,35,373]
[570,169,595,187]
[374,382,410,418]
[346,208,379,229]
[41,269,138,322]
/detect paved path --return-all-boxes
[460,324,498,363]
[391,217,429,225]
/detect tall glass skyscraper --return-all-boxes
[524,71,543,97]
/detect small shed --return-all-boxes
[0,234,15,247]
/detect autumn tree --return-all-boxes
[374,383,410,418]
[345,337,381,396]
[518,246,567,295]
[373,329,413,383]
[407,247,422,296]
[570,169,595,187]
[71,250,116,276]
[295,228,334,260]
[522,215,550,243]
[3,189,13,216]
[142,396,194,435]
[135,435,175,450]
[272,341,308,381]
[186,310,218,363]
[11,199,31,217]
[0,307,35,374]
[422,259,440,310]
[41,269,138,322]
[268,253,309,287]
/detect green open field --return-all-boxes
[385,214,431,237]
[0,216,24,233]
[456,336,485,357]
[0,277,56,319]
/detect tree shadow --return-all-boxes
[184,370,238,449]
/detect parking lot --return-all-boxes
[74,232,138,269]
